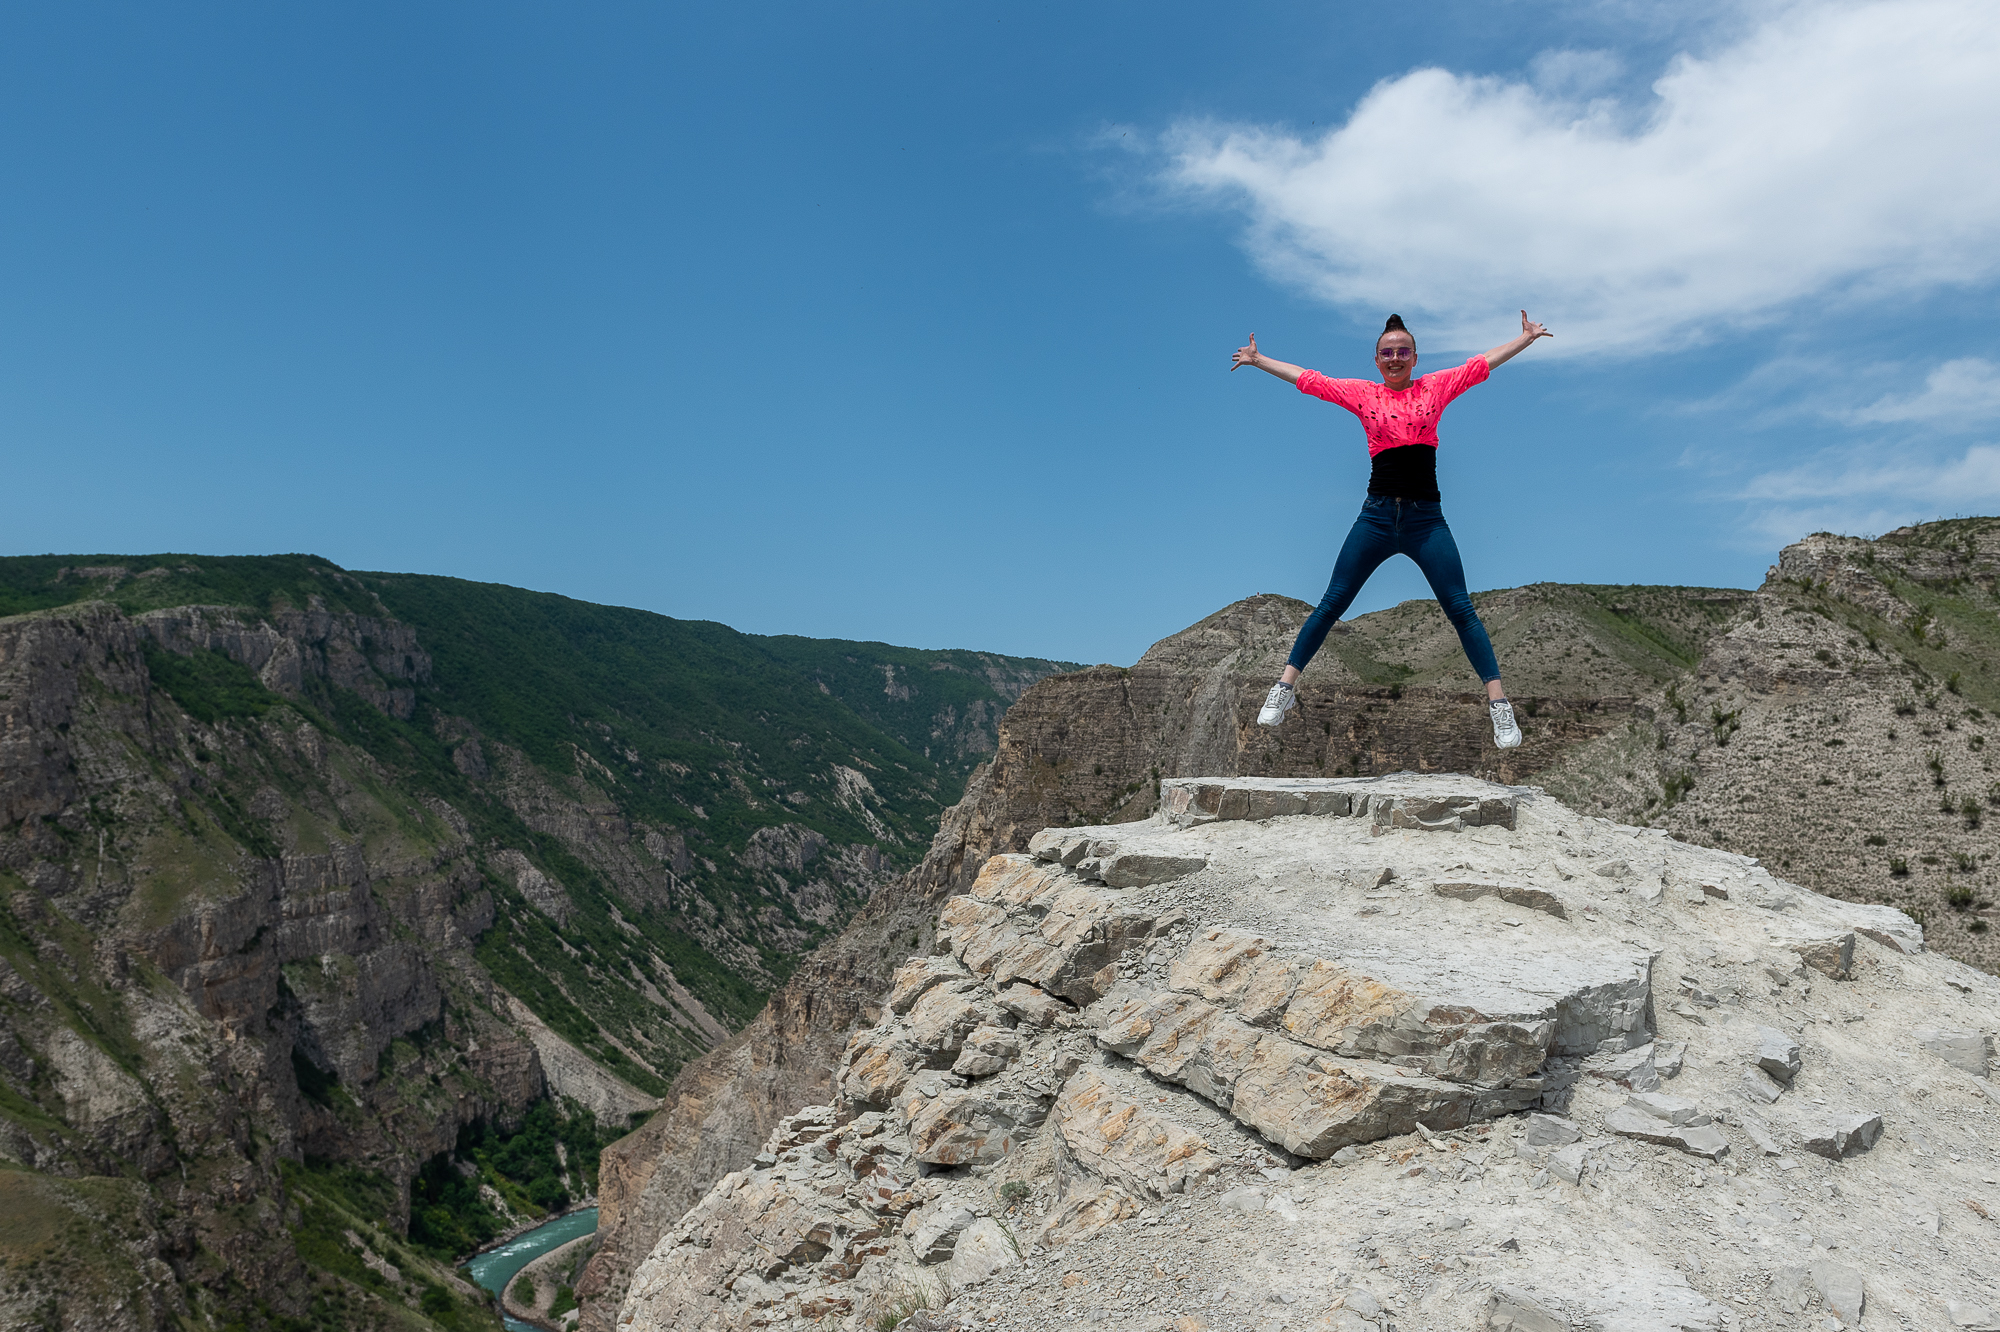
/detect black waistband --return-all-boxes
[1366,444,1440,502]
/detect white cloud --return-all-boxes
[1840,358,2000,428]
[1735,441,2000,545]
[1160,0,2000,354]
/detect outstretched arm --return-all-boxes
[1230,333,1307,384]
[1483,311,1552,369]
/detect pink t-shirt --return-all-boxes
[1296,356,1490,456]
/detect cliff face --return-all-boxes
[577,581,1750,1325]
[0,599,548,1329]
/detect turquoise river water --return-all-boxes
[463,1207,598,1332]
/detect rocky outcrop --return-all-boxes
[139,602,431,719]
[577,587,1756,1326]
[618,774,2000,1332]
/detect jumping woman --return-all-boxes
[1230,310,1551,749]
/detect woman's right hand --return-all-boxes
[1230,334,1259,371]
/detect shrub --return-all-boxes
[1895,696,1919,716]
[513,1275,537,1305]
[1947,885,1976,911]
[1948,671,1964,694]
[1711,704,1742,747]
[1964,798,1983,830]
[1928,752,1947,786]
[420,1286,456,1316]
[1972,920,1990,934]
[998,1181,1031,1204]
[1864,834,1888,846]
[1890,857,1910,876]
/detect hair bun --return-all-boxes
[1383,313,1408,333]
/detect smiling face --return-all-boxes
[1375,329,1417,388]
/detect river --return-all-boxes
[463,1207,599,1332]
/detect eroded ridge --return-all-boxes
[615,774,1995,1332]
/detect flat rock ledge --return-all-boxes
[616,774,2000,1332]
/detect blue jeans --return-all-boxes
[1286,496,1502,682]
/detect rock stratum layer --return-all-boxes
[618,774,2000,1332]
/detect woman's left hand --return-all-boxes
[1520,311,1551,342]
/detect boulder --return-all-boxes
[1603,1098,1729,1160]
[1523,1113,1581,1147]
[1789,933,1855,980]
[1582,1043,1660,1093]
[945,1217,1019,1289]
[907,1203,978,1262]
[1800,1112,1884,1160]
[1754,1026,1802,1084]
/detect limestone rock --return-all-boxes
[1801,1112,1884,1160]
[1168,928,1303,1024]
[1432,879,1568,919]
[1811,1259,1865,1324]
[1100,850,1209,888]
[1031,1185,1137,1247]
[1230,1045,1479,1158]
[945,1217,1019,1289]
[1917,1028,1995,1078]
[1484,1285,1570,1331]
[1053,1067,1220,1197]
[1754,1026,1802,1084]
[951,1024,1022,1078]
[1740,1067,1784,1105]
[995,982,1072,1029]
[1582,1043,1660,1092]
[1548,1142,1590,1185]
[1847,902,1925,955]
[907,1203,978,1262]
[1789,933,1856,980]
[1603,1099,1729,1159]
[904,1085,1047,1165]
[888,956,973,1015]
[939,855,1176,1005]
[1523,1114,1582,1148]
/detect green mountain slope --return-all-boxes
[0,552,1072,1331]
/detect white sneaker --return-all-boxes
[1490,698,1522,749]
[1257,682,1296,727]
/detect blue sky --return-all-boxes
[4,2,1998,665]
